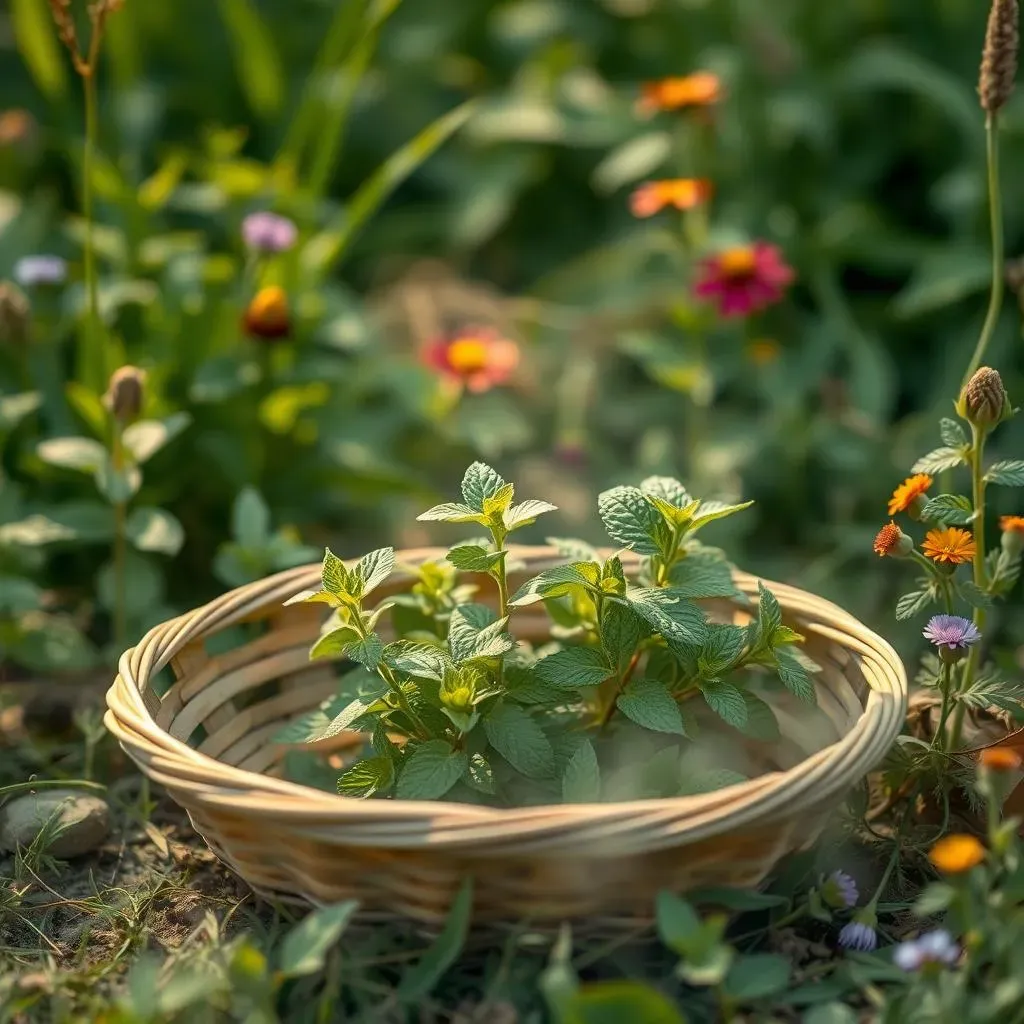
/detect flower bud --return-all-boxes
[873,522,914,558]
[243,286,290,341]
[959,366,1009,428]
[103,365,146,425]
[0,281,30,343]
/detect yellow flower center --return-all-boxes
[446,337,491,374]
[250,286,288,320]
[719,246,757,277]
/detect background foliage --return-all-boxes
[1,0,1023,671]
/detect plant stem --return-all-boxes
[112,424,127,652]
[81,45,105,392]
[949,426,989,750]
[934,661,955,752]
[962,114,1004,389]
[598,649,642,729]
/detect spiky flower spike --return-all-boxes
[980,0,1019,113]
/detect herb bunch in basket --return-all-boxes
[283,462,820,804]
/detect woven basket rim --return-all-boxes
[105,546,907,848]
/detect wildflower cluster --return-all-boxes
[280,463,820,803]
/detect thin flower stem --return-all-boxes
[599,649,642,729]
[111,423,127,652]
[865,841,901,912]
[962,114,1004,390]
[81,44,104,391]
[950,426,989,749]
[934,661,955,752]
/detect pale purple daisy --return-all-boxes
[893,930,960,972]
[241,211,297,254]
[14,255,67,288]
[838,913,878,952]
[923,615,981,652]
[820,870,859,910]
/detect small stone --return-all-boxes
[0,789,111,858]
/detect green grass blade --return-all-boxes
[216,0,285,119]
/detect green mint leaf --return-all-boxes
[481,482,515,520]
[597,485,664,555]
[913,447,966,474]
[687,500,755,533]
[121,413,190,464]
[895,589,934,621]
[355,547,395,596]
[668,556,740,599]
[536,646,610,689]
[723,954,791,1003]
[755,583,783,648]
[451,603,497,629]
[504,665,573,705]
[775,648,816,703]
[940,418,968,448]
[616,678,687,736]
[483,702,555,778]
[561,739,601,802]
[464,752,496,794]
[448,605,514,662]
[321,548,353,600]
[273,706,332,745]
[738,692,780,742]
[510,561,601,606]
[699,624,748,676]
[447,544,505,573]
[284,589,340,607]
[600,600,645,672]
[505,499,558,530]
[315,694,381,741]
[461,462,507,510]
[986,460,1024,487]
[396,740,467,800]
[337,756,394,798]
[656,891,703,953]
[417,502,488,524]
[94,457,142,504]
[383,641,449,681]
[546,537,601,561]
[349,633,383,670]
[920,494,974,525]
[640,476,692,508]
[701,681,748,729]
[125,507,185,556]
[310,624,362,660]
[628,588,707,650]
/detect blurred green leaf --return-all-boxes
[216,0,286,118]
[126,507,185,556]
[11,0,68,101]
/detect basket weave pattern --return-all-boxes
[105,547,907,928]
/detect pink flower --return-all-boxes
[422,327,520,393]
[694,242,794,318]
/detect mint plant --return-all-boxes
[283,463,819,804]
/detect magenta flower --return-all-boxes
[242,212,297,254]
[694,241,794,318]
[14,255,67,287]
[923,615,981,652]
[893,930,960,972]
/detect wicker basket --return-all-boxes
[105,546,906,930]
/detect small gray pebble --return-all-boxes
[0,789,111,858]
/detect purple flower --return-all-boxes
[242,211,297,254]
[14,255,67,288]
[923,615,981,652]
[820,870,859,910]
[838,918,877,952]
[893,930,960,972]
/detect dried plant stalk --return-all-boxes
[980,0,1020,113]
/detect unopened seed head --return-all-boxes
[0,281,30,344]
[961,366,1008,427]
[979,0,1019,113]
[104,365,146,424]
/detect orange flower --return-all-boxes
[873,521,909,557]
[888,474,933,516]
[1000,515,1024,534]
[929,834,985,874]
[422,327,519,393]
[979,747,1023,772]
[922,527,976,565]
[243,286,289,340]
[630,179,712,218]
[637,73,723,115]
